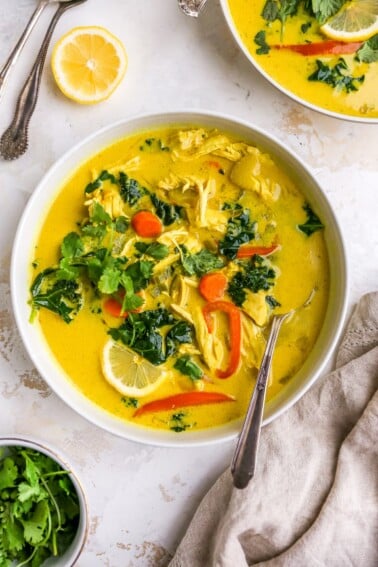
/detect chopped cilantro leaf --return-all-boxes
[356,34,378,63]
[179,246,224,277]
[311,0,346,23]
[134,241,169,260]
[0,446,80,566]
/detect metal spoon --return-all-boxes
[178,0,208,17]
[231,311,293,489]
[0,0,87,161]
[0,0,78,100]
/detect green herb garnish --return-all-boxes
[228,256,276,307]
[356,33,378,63]
[109,308,192,365]
[0,446,80,567]
[308,58,365,93]
[134,242,169,260]
[310,0,346,23]
[219,207,256,259]
[179,246,224,277]
[254,30,270,54]
[174,355,203,380]
[298,203,324,236]
[151,194,183,226]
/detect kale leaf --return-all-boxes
[298,203,324,236]
[254,30,270,54]
[84,170,117,194]
[218,208,256,259]
[110,308,191,365]
[166,321,193,358]
[228,256,276,307]
[266,295,281,308]
[151,194,183,226]
[118,172,145,206]
[30,268,82,323]
[308,58,365,93]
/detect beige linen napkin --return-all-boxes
[169,292,378,567]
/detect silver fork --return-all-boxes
[178,0,208,17]
[0,0,87,161]
[0,0,76,100]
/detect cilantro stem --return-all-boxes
[15,546,38,567]
[40,476,63,532]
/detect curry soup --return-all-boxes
[227,0,378,119]
[31,125,329,432]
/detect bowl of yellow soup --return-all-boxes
[11,111,348,446]
[220,0,378,122]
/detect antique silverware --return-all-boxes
[0,0,79,101]
[0,0,87,161]
[178,0,208,17]
[231,312,293,489]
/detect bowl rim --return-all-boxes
[219,0,378,124]
[0,434,88,565]
[10,109,349,447]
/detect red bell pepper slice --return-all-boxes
[133,391,235,417]
[272,40,362,56]
[236,244,279,259]
[202,300,241,378]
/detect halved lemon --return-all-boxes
[51,26,127,104]
[320,0,378,42]
[101,340,167,397]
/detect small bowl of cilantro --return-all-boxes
[0,436,88,567]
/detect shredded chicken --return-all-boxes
[242,291,269,327]
[240,313,266,370]
[84,185,125,219]
[158,174,216,228]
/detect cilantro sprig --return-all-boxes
[0,446,80,567]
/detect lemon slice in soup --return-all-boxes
[102,340,167,397]
[320,0,378,42]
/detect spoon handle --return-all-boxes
[0,3,67,160]
[0,0,48,99]
[231,313,290,489]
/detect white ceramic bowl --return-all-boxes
[11,111,348,447]
[0,435,88,566]
[219,0,378,124]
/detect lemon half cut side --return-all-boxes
[320,0,378,42]
[101,340,167,397]
[51,26,127,104]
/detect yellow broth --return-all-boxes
[227,0,378,119]
[32,125,329,432]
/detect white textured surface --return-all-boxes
[0,1,377,565]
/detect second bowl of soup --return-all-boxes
[11,111,347,446]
